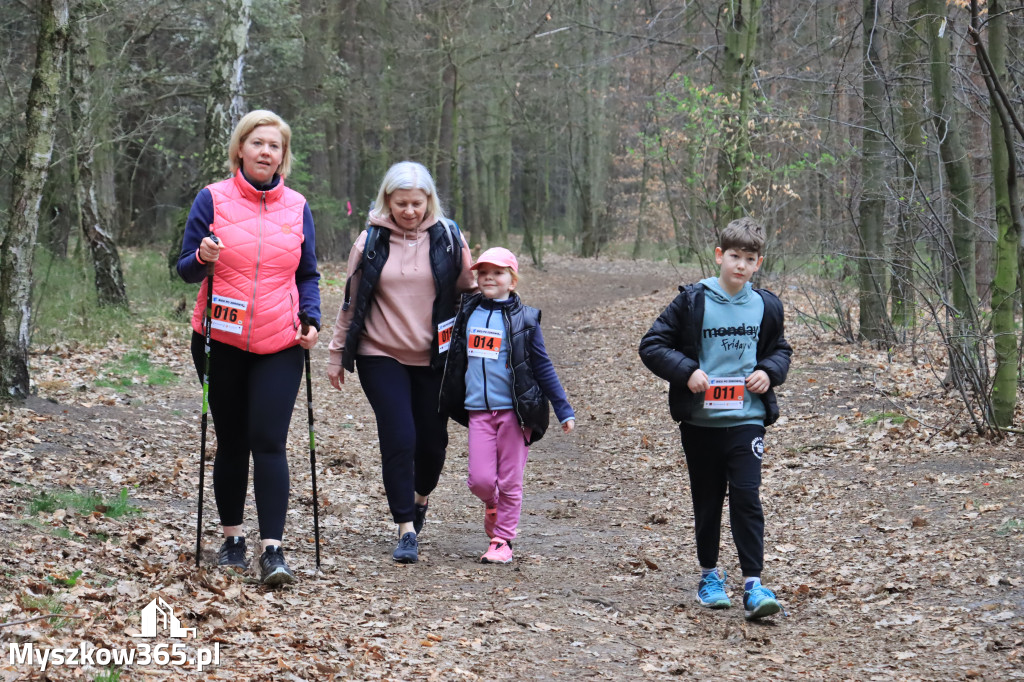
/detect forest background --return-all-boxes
[1,2,1023,679]
[2,1,1024,436]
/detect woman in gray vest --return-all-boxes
[327,162,475,563]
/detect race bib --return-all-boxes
[210,295,248,335]
[437,317,455,353]
[703,376,745,410]
[467,326,503,360]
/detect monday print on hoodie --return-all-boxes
[688,277,766,427]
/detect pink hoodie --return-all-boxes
[328,213,475,367]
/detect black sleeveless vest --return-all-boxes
[341,221,462,372]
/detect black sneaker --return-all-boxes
[259,545,296,586]
[392,532,418,563]
[217,536,248,570]
[413,503,429,535]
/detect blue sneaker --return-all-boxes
[744,584,781,620]
[696,569,731,609]
[393,532,418,564]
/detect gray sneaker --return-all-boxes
[259,546,295,586]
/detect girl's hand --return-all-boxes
[687,369,710,394]
[746,369,770,394]
[562,419,575,434]
[296,325,318,349]
[327,363,344,389]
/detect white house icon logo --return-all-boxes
[131,597,196,639]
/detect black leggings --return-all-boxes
[356,355,448,524]
[191,332,303,541]
[680,423,767,577]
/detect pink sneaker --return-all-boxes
[480,539,513,564]
[484,506,497,538]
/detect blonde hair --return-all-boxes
[372,162,446,221]
[228,110,293,179]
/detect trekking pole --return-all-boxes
[300,316,322,571]
[195,234,219,567]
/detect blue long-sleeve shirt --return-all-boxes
[176,175,321,328]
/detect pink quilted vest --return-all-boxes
[190,171,307,354]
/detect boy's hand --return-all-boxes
[746,369,770,394]
[562,419,575,434]
[687,369,710,394]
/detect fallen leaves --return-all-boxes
[0,259,1021,679]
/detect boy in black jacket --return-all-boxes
[639,217,792,620]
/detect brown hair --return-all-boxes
[719,217,765,256]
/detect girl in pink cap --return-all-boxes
[440,247,575,563]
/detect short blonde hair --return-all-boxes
[372,162,446,222]
[228,110,293,179]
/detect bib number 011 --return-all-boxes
[703,376,745,410]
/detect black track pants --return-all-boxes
[680,423,767,577]
[191,332,302,541]
[356,355,448,524]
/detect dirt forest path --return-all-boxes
[1,255,1022,681]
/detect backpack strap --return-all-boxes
[342,225,379,312]
[441,218,462,268]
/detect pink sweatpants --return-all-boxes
[467,410,530,541]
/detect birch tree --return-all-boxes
[200,0,251,187]
[0,0,70,399]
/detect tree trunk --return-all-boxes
[462,122,484,245]
[716,0,762,226]
[200,0,252,187]
[435,52,457,212]
[166,0,251,274]
[925,1,977,321]
[857,0,890,343]
[576,0,613,258]
[520,149,547,267]
[973,0,1021,427]
[0,0,70,399]
[891,0,927,328]
[70,0,127,307]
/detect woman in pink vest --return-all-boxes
[177,110,321,586]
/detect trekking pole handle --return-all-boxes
[202,234,221,275]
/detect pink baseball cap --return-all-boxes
[471,247,519,273]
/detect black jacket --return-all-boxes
[440,293,551,444]
[340,220,462,372]
[638,282,792,426]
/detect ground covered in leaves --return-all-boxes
[1,255,1023,681]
